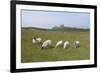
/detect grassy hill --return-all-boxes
[22,26,89,31]
[21,27,90,63]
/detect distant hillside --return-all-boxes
[22,27,51,31]
[52,27,89,31]
[52,24,89,31]
[22,26,90,31]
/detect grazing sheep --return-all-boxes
[42,40,52,48]
[32,37,36,44]
[55,40,63,48]
[75,41,80,48]
[63,41,69,48]
[32,37,42,44]
[36,38,42,44]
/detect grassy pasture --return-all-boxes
[21,28,90,63]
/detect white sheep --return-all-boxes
[32,39,36,44]
[42,40,52,48]
[32,37,36,44]
[75,41,80,48]
[63,41,69,48]
[36,38,42,44]
[55,40,63,48]
[32,37,42,44]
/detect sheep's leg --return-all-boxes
[76,44,79,48]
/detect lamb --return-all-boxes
[63,41,69,48]
[55,40,63,48]
[75,41,80,48]
[42,40,52,48]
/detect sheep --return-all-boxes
[32,37,36,44]
[63,41,69,49]
[42,40,52,49]
[75,41,80,48]
[36,38,42,44]
[32,37,42,44]
[55,40,63,48]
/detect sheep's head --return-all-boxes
[33,37,36,40]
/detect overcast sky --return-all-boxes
[21,10,90,29]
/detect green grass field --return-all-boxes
[21,28,90,63]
